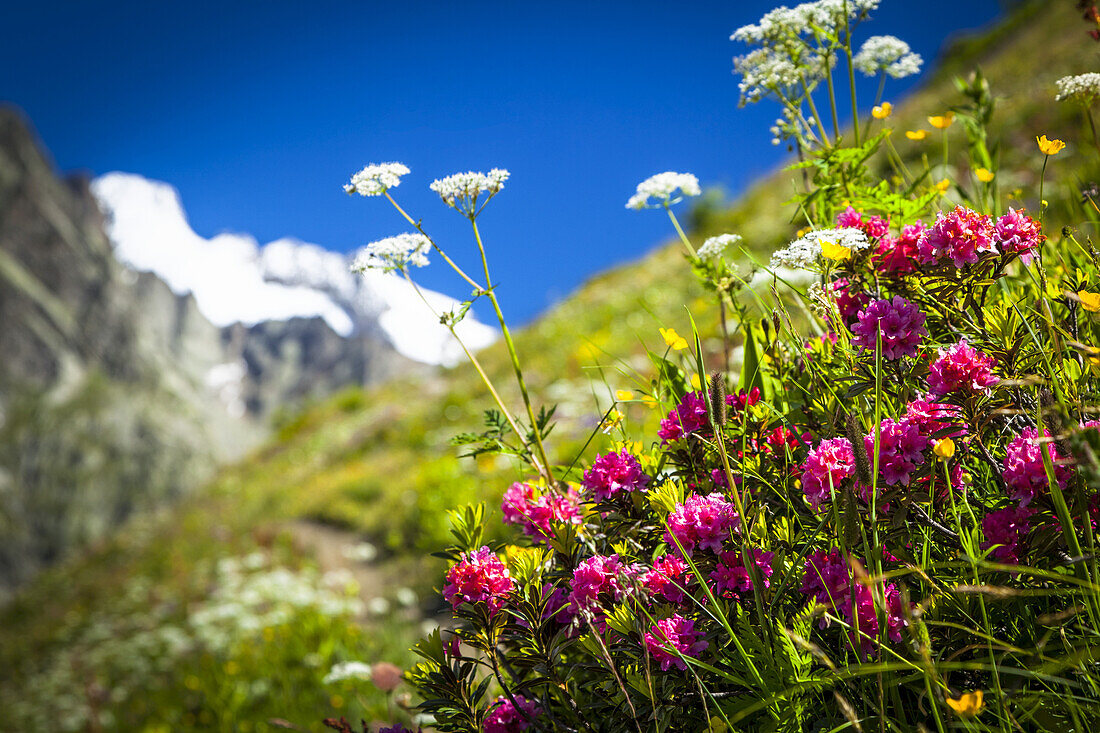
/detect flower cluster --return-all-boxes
[351,233,431,272]
[697,233,742,260]
[850,296,927,360]
[1055,72,1100,103]
[865,418,928,486]
[582,450,651,502]
[443,547,513,614]
[483,694,539,733]
[641,555,691,604]
[771,228,870,269]
[429,169,510,215]
[801,438,857,509]
[344,162,410,196]
[904,395,966,439]
[626,172,701,209]
[500,483,582,541]
[666,493,740,555]
[569,554,627,628]
[658,391,710,442]
[1002,428,1070,505]
[981,506,1033,564]
[643,615,708,671]
[994,208,1044,265]
[802,551,908,652]
[920,206,997,267]
[710,548,774,602]
[853,35,923,78]
[927,339,998,396]
[875,221,925,275]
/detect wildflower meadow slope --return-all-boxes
[3,1,1100,731]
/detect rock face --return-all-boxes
[0,107,455,595]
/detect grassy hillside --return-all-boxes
[4,1,1100,730]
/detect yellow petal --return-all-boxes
[933,437,956,460]
[975,167,995,183]
[1079,291,1100,312]
[1037,135,1066,155]
[905,129,928,141]
[872,102,893,120]
[946,690,984,718]
[935,179,951,194]
[820,239,852,261]
[1078,267,1090,285]
[660,327,689,351]
[690,374,702,391]
[616,389,635,401]
[642,395,659,409]
[928,113,955,129]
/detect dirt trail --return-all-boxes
[286,519,391,615]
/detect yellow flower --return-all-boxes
[600,409,625,433]
[615,389,634,401]
[928,113,955,129]
[905,129,929,141]
[795,225,812,237]
[1037,135,1066,155]
[1079,291,1100,312]
[872,102,892,119]
[946,690,984,718]
[820,238,852,261]
[974,167,995,183]
[660,327,688,351]
[933,437,956,460]
[642,394,659,410]
[690,373,702,391]
[935,179,951,194]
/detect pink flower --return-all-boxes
[919,206,997,267]
[995,208,1044,265]
[582,450,650,501]
[542,583,575,626]
[851,296,927,360]
[444,547,513,614]
[800,438,857,509]
[710,548,773,601]
[380,726,414,733]
[665,493,740,554]
[927,339,998,396]
[1003,428,1070,505]
[483,694,539,733]
[658,391,710,442]
[569,554,626,629]
[831,278,871,326]
[836,206,888,239]
[875,221,925,275]
[864,418,928,486]
[643,614,708,671]
[862,214,890,239]
[501,483,582,541]
[642,555,691,604]
[981,505,1033,564]
[726,386,761,416]
[836,206,863,229]
[801,549,853,608]
[802,550,909,652]
[904,395,966,439]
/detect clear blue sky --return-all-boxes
[4,1,1006,324]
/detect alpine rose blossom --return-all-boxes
[569,555,626,628]
[643,614,708,671]
[658,391,710,442]
[904,395,967,439]
[831,278,871,326]
[444,547,513,614]
[850,296,927,360]
[1002,428,1070,505]
[710,548,774,602]
[483,694,539,733]
[864,418,928,486]
[501,483,582,541]
[875,221,925,275]
[642,555,691,604]
[801,438,857,509]
[582,450,650,501]
[919,206,997,267]
[994,208,1044,265]
[981,506,1033,564]
[665,493,740,555]
[927,339,998,396]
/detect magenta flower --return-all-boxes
[836,205,863,229]
[643,614,708,671]
[800,438,857,509]
[582,450,650,501]
[379,726,414,733]
[981,506,1033,564]
[875,221,925,275]
[541,583,576,626]
[641,554,691,605]
[994,208,1044,265]
[501,483,582,541]
[665,493,740,554]
[904,395,966,439]
[850,296,927,360]
[862,214,890,239]
[864,418,928,486]
[831,278,871,326]
[483,694,539,733]
[1003,428,1070,505]
[801,549,853,609]
[444,547,513,614]
[710,548,773,602]
[658,391,710,442]
[927,339,998,396]
[569,554,626,629]
[919,206,997,267]
[726,386,761,415]
[802,550,909,652]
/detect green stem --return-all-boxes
[384,192,483,292]
[843,9,860,146]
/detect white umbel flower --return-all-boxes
[1056,73,1100,102]
[698,233,743,260]
[323,661,373,685]
[853,36,923,79]
[770,227,869,269]
[626,172,701,209]
[352,233,431,273]
[430,169,510,216]
[344,162,410,196]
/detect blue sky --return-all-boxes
[4,0,1005,324]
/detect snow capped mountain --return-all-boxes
[91,172,496,365]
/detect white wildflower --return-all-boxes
[323,661,373,684]
[626,171,701,209]
[352,233,431,273]
[770,227,869,269]
[853,36,923,79]
[1056,73,1100,103]
[344,162,410,196]
[731,6,804,45]
[342,541,378,563]
[430,169,510,216]
[698,233,743,260]
[733,47,832,106]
